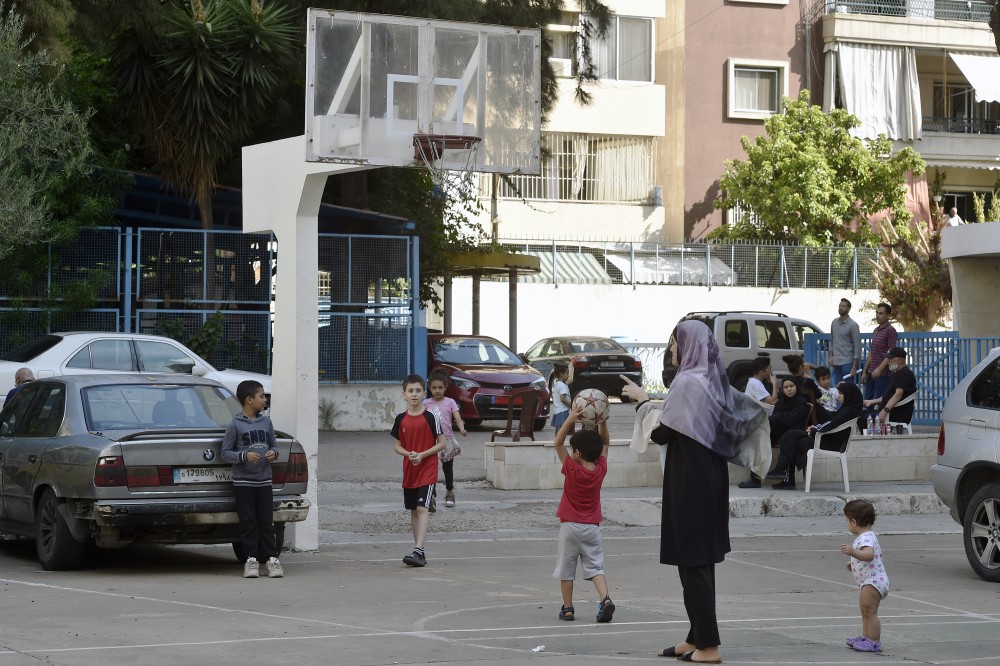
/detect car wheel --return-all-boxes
[962,482,1000,583]
[534,418,547,431]
[232,522,286,562]
[35,488,87,571]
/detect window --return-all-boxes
[756,320,790,349]
[792,322,823,349]
[67,340,134,371]
[930,83,1000,134]
[21,386,65,438]
[727,59,788,120]
[724,321,750,348]
[969,358,1000,409]
[136,340,197,374]
[581,15,653,82]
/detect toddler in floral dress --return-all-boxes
[839,499,889,653]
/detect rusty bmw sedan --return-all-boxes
[0,374,309,570]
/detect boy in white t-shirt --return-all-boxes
[550,363,572,429]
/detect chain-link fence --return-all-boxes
[499,239,880,289]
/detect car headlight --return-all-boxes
[450,376,480,391]
[531,377,547,391]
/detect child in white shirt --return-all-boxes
[550,363,572,429]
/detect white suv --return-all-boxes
[932,346,1000,582]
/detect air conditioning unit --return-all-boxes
[549,57,573,78]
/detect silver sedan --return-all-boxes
[0,374,309,570]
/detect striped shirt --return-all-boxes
[869,324,898,371]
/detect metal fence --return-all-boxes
[802,331,1000,425]
[823,0,992,22]
[498,239,881,289]
[0,227,416,383]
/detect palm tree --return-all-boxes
[114,0,296,230]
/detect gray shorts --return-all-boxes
[553,522,605,581]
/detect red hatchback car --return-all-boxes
[427,334,550,429]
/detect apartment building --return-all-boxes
[820,0,998,222]
[469,0,667,241]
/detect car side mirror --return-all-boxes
[518,353,528,362]
[191,365,208,377]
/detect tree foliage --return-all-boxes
[0,9,95,257]
[870,213,951,331]
[712,91,925,246]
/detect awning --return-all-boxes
[923,158,1000,171]
[603,252,736,286]
[517,250,610,284]
[948,53,1000,104]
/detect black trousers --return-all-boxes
[442,458,454,491]
[235,485,277,563]
[678,564,721,648]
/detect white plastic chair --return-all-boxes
[804,419,856,493]
[886,390,918,435]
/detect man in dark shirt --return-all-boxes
[860,347,917,430]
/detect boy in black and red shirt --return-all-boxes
[390,374,445,567]
[552,404,615,623]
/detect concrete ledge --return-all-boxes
[727,433,937,487]
[485,438,661,490]
[486,434,937,491]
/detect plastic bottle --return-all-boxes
[867,415,874,436]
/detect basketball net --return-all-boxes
[412,134,482,201]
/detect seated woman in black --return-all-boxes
[767,383,864,490]
[781,354,823,416]
[768,376,812,448]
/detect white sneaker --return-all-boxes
[266,557,284,578]
[243,557,259,578]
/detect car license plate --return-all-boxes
[491,396,524,406]
[173,467,233,484]
[602,361,624,368]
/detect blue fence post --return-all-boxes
[410,236,426,377]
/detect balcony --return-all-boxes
[824,0,992,22]
[922,116,1000,135]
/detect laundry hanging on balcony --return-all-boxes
[829,42,922,141]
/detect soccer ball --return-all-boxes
[572,388,610,426]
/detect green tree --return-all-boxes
[712,91,925,246]
[0,9,95,257]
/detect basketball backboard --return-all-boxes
[305,10,542,175]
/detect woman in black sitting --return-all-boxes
[768,376,812,448]
[768,383,864,490]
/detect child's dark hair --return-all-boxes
[550,362,569,396]
[236,380,264,405]
[815,366,831,380]
[569,428,604,462]
[427,369,449,386]
[782,354,805,375]
[402,373,425,390]
[751,356,771,375]
[844,499,876,527]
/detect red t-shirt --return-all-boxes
[390,409,442,488]
[556,455,607,524]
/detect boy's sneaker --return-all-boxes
[852,637,882,653]
[444,491,456,508]
[266,557,284,578]
[596,597,616,623]
[243,557,259,578]
[402,551,427,567]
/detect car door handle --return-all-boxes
[28,455,38,463]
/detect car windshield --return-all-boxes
[2,335,63,362]
[568,338,627,353]
[433,338,523,366]
[82,384,240,431]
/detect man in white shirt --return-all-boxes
[947,207,964,226]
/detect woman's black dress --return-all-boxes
[653,425,730,566]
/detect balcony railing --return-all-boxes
[923,116,1000,134]
[824,0,992,22]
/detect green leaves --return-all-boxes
[713,90,925,247]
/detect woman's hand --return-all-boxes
[620,374,649,403]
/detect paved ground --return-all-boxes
[2,404,989,665]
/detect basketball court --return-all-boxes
[0,529,997,664]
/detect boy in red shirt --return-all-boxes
[390,374,445,567]
[552,404,615,623]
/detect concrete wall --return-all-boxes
[485,433,937,490]
[942,224,1000,337]
[430,280,881,351]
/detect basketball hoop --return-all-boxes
[412,133,482,199]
